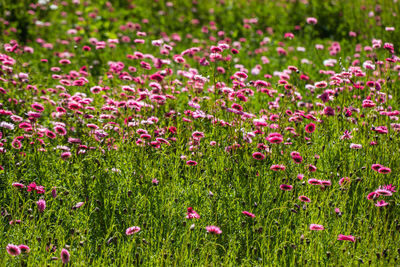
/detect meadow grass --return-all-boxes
[0,0,399,265]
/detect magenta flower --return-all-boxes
[291,155,303,164]
[60,248,70,264]
[378,167,391,174]
[12,182,25,189]
[61,152,72,160]
[371,164,383,171]
[339,177,350,186]
[306,17,318,25]
[6,244,21,256]
[186,207,200,219]
[309,224,324,231]
[242,211,256,218]
[374,189,392,197]
[305,123,316,133]
[337,234,355,242]
[375,200,389,207]
[52,187,57,198]
[18,244,30,254]
[298,195,311,202]
[381,184,396,192]
[321,180,332,186]
[279,184,293,191]
[308,164,317,172]
[308,178,321,185]
[186,160,198,166]
[126,226,141,235]
[367,192,378,200]
[270,164,286,171]
[206,225,222,235]
[37,199,46,212]
[73,202,85,209]
[252,152,265,160]
[266,132,283,144]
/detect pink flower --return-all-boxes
[375,189,392,197]
[308,178,321,185]
[60,248,70,264]
[266,132,283,144]
[378,167,391,174]
[367,192,378,200]
[242,211,256,218]
[337,234,355,242]
[306,17,318,25]
[11,138,22,149]
[321,180,332,186]
[6,244,21,256]
[12,182,25,189]
[18,244,30,253]
[350,143,362,149]
[52,187,57,198]
[375,200,389,207]
[308,164,317,172]
[270,164,286,171]
[279,184,293,191]
[291,155,303,164]
[206,225,222,234]
[381,184,396,193]
[37,199,46,212]
[61,152,72,160]
[126,226,141,235]
[252,152,265,160]
[309,224,324,231]
[35,186,45,194]
[305,123,316,133]
[73,202,85,209]
[339,177,351,186]
[27,182,37,192]
[298,195,311,202]
[186,207,200,219]
[186,160,198,166]
[371,164,383,171]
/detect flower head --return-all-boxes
[309,224,324,231]
[18,244,30,254]
[337,234,355,242]
[37,199,46,212]
[375,200,389,207]
[186,207,200,219]
[126,226,141,235]
[298,195,311,202]
[305,123,316,133]
[279,184,293,191]
[12,182,25,189]
[6,244,21,256]
[242,211,256,218]
[206,225,222,234]
[60,248,70,264]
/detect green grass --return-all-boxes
[0,0,399,265]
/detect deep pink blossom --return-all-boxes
[337,234,355,242]
[242,211,256,218]
[309,224,324,231]
[206,225,222,234]
[126,226,141,235]
[6,244,21,256]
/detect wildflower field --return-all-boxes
[1,0,400,265]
